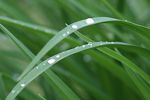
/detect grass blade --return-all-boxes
[17,17,150,81]
[6,42,139,100]
[0,25,80,100]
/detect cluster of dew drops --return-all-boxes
[49,18,95,64]
[11,18,95,95]
[62,18,95,37]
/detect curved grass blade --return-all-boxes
[0,16,57,35]
[0,18,139,94]
[17,17,150,81]
[6,42,140,100]
[0,24,34,59]
[0,25,80,100]
[125,65,150,100]
[114,49,150,100]
[75,31,150,84]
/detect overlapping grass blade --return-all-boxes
[0,25,80,100]
[125,65,150,100]
[75,31,150,85]
[75,32,150,99]
[6,42,147,100]
[0,17,138,94]
[17,17,150,82]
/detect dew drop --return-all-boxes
[67,31,70,34]
[62,33,66,37]
[21,83,25,87]
[11,90,15,94]
[88,42,93,47]
[48,58,56,64]
[71,25,78,29]
[82,45,86,48]
[86,18,94,24]
[56,55,60,58]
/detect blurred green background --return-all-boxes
[0,0,150,100]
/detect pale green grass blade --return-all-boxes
[0,25,80,100]
[17,17,150,81]
[75,31,150,84]
[6,42,139,100]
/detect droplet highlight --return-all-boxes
[56,55,60,58]
[86,18,94,24]
[71,25,78,29]
[48,58,56,64]
[21,83,25,87]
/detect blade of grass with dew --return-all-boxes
[6,42,144,100]
[2,73,42,100]
[75,31,150,84]
[17,17,150,81]
[0,25,80,100]
[0,17,140,93]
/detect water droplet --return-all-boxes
[62,33,66,37]
[21,83,25,87]
[88,42,93,47]
[48,58,56,64]
[86,18,94,24]
[56,55,60,58]
[82,45,86,48]
[71,24,78,29]
[67,31,70,34]
[11,90,15,94]
[36,67,39,69]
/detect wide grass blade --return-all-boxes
[75,31,150,84]
[0,25,80,100]
[6,42,143,100]
[17,17,150,82]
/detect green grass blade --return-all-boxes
[125,67,150,100]
[0,16,57,35]
[0,24,34,59]
[17,17,150,81]
[0,74,6,100]
[45,70,80,100]
[75,31,150,84]
[6,42,138,100]
[0,25,80,100]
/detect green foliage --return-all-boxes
[0,0,150,100]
